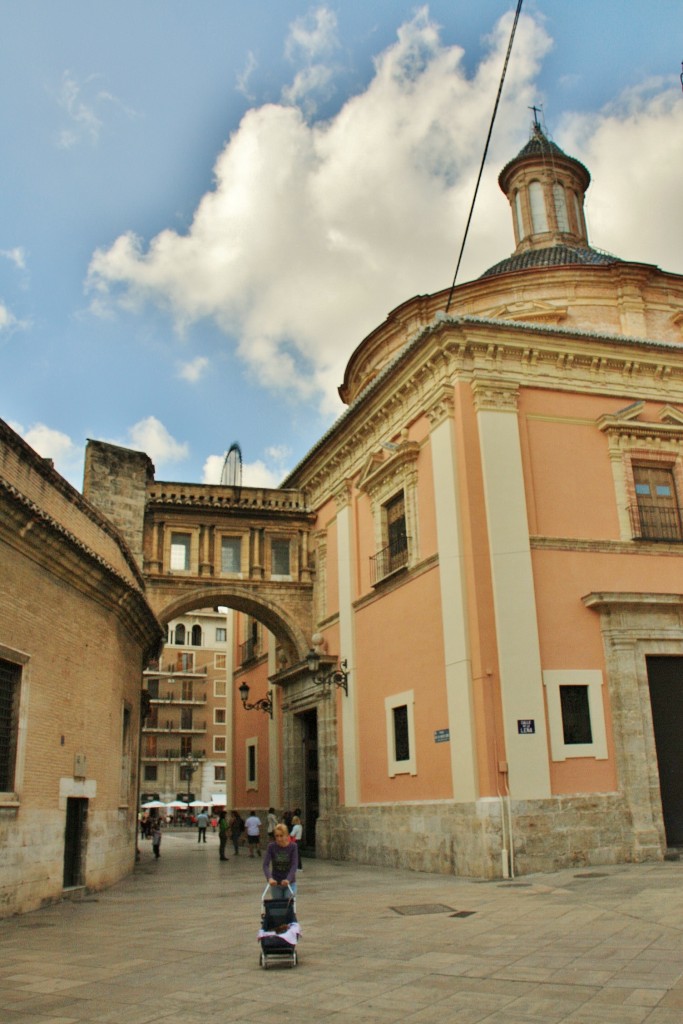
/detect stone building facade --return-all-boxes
[82,124,683,880]
[0,420,162,917]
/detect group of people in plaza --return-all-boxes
[140,806,304,883]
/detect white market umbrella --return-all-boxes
[166,800,188,809]
[141,800,165,809]
[189,800,211,808]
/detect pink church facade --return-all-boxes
[230,125,683,877]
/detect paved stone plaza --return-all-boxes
[1,829,682,1023]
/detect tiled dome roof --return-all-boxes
[480,245,621,279]
[498,126,590,191]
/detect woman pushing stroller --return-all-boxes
[263,823,298,896]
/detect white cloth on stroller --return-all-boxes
[258,921,301,946]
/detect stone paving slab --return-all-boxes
[0,830,681,1023]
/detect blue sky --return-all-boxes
[2,1,682,488]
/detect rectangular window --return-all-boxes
[372,492,409,583]
[543,670,608,761]
[214,678,226,697]
[180,707,193,730]
[271,538,291,577]
[180,736,192,757]
[146,678,159,699]
[392,705,410,762]
[221,536,241,574]
[170,533,191,570]
[0,659,21,792]
[120,704,132,803]
[214,708,226,725]
[214,736,226,753]
[247,740,257,787]
[215,627,227,643]
[181,680,193,702]
[560,685,593,745]
[214,654,227,670]
[632,464,682,540]
[384,690,417,777]
[144,765,158,782]
[214,766,226,781]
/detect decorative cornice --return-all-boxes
[425,385,455,427]
[471,378,519,413]
[357,443,420,498]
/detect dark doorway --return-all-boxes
[63,797,88,888]
[298,709,319,851]
[646,657,683,846]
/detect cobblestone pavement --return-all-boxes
[1,830,682,1023]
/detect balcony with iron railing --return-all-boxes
[239,636,262,665]
[628,504,683,542]
[142,720,207,734]
[370,535,410,585]
[141,748,206,762]
[148,693,207,705]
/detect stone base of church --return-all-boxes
[315,795,664,879]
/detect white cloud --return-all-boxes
[54,70,137,149]
[202,447,291,487]
[285,7,339,62]
[86,9,682,421]
[177,356,209,382]
[0,301,18,331]
[1,247,27,271]
[558,79,683,275]
[236,51,258,101]
[10,421,83,485]
[126,416,189,465]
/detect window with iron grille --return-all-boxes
[0,659,21,792]
[392,704,410,762]
[631,464,682,541]
[247,740,257,786]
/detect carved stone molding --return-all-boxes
[425,385,455,428]
[471,378,520,413]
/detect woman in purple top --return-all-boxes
[263,823,297,897]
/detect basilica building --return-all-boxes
[235,122,683,877]
[4,122,683,916]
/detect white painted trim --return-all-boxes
[337,501,359,805]
[543,670,608,761]
[477,400,551,799]
[430,414,478,801]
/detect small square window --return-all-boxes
[214,654,227,670]
[144,765,158,782]
[214,736,226,753]
[214,708,226,725]
[214,679,226,697]
[214,766,226,781]
[215,627,227,643]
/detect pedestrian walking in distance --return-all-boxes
[244,811,262,857]
[196,808,209,843]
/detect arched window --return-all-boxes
[191,625,202,647]
[529,181,548,234]
[572,191,584,236]
[174,623,186,645]
[514,190,524,241]
[553,182,569,232]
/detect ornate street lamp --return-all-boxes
[180,753,200,801]
[238,681,273,718]
[306,649,349,696]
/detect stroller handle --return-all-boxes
[262,882,295,900]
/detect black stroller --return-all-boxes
[258,884,300,968]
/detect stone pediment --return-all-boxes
[597,400,683,439]
[485,300,568,325]
[357,441,420,496]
